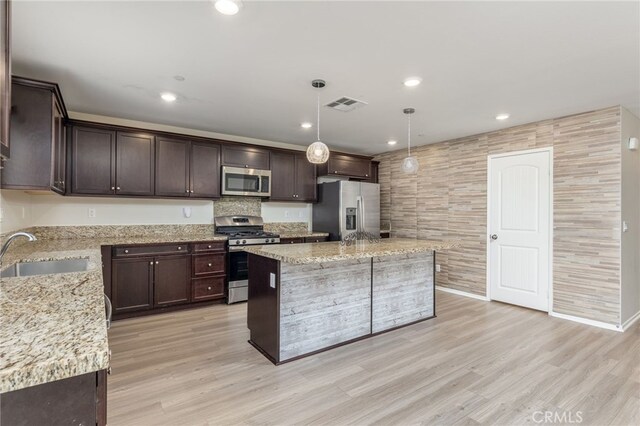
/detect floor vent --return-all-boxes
[325,96,368,112]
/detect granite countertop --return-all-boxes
[278,231,329,239]
[244,238,460,264]
[0,233,227,394]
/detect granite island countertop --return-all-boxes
[0,232,227,394]
[278,231,329,239]
[244,238,459,264]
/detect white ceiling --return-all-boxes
[12,1,640,155]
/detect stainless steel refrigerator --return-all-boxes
[312,181,380,241]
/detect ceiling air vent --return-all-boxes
[325,96,368,112]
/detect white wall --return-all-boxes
[0,190,33,233]
[261,201,312,227]
[1,189,312,232]
[621,107,640,325]
[28,194,215,226]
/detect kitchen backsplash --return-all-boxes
[263,222,309,233]
[213,197,261,217]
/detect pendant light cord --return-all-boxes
[317,94,321,141]
[407,113,411,156]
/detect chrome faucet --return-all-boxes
[0,232,37,263]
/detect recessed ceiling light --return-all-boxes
[403,77,422,87]
[214,0,242,15]
[300,122,312,129]
[496,113,510,120]
[161,92,177,102]
[387,140,397,145]
[173,75,185,82]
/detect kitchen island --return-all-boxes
[244,238,458,364]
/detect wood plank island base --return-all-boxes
[244,239,458,364]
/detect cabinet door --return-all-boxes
[190,141,220,198]
[295,154,317,202]
[155,137,189,197]
[112,257,154,314]
[71,126,115,195]
[51,98,66,194]
[328,154,371,179]
[221,144,270,169]
[0,0,10,158]
[269,151,296,200]
[116,132,155,196]
[1,83,52,189]
[154,255,191,307]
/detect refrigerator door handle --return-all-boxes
[356,195,363,233]
[361,195,366,234]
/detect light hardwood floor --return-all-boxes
[108,291,639,425]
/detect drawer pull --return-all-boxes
[124,249,129,254]
[178,246,182,250]
[149,261,153,265]
[207,245,212,249]
[155,261,159,265]
[208,263,212,267]
[207,286,212,291]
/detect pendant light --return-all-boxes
[401,108,419,174]
[306,79,330,164]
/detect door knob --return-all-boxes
[490,234,498,240]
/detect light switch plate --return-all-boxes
[269,273,276,289]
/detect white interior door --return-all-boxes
[488,149,551,312]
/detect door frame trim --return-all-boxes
[486,146,554,312]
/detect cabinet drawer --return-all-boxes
[113,244,188,258]
[280,237,305,244]
[192,241,226,253]
[192,277,225,301]
[193,253,226,276]
[304,236,328,243]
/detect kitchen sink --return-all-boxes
[1,258,90,278]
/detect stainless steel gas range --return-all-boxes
[214,215,280,304]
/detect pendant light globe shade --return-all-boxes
[401,156,419,174]
[306,141,330,164]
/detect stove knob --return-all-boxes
[271,238,275,243]
[242,240,247,244]
[235,240,240,245]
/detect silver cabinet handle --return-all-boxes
[208,263,212,267]
[111,186,115,191]
[149,261,153,265]
[190,190,194,193]
[178,246,182,250]
[207,286,212,291]
[490,234,498,240]
[207,245,212,249]
[185,189,189,193]
[155,261,159,265]
[124,249,129,254]
[104,294,112,330]
[116,186,121,190]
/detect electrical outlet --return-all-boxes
[88,208,96,218]
[436,264,441,272]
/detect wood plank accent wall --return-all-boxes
[375,106,622,325]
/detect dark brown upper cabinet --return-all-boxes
[317,153,372,179]
[71,127,155,196]
[190,141,220,198]
[71,126,115,195]
[221,144,270,170]
[0,0,10,159]
[1,77,67,192]
[115,131,155,196]
[155,137,220,199]
[155,136,190,197]
[270,151,317,202]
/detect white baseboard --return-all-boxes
[549,311,622,332]
[436,286,489,301]
[622,309,640,331]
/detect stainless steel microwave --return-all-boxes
[221,166,271,197]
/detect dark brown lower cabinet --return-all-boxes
[108,241,226,319]
[112,256,154,314]
[0,370,107,426]
[154,255,191,306]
